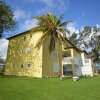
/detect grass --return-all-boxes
[0,76,100,100]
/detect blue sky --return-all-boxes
[2,0,100,37]
[1,0,100,59]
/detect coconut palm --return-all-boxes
[34,13,72,76]
[34,13,71,51]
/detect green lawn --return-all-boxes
[0,76,100,100]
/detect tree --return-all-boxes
[69,32,78,45]
[34,13,71,76]
[77,26,91,49]
[77,26,100,62]
[0,0,15,37]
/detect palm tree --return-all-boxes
[34,13,72,77]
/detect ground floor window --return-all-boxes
[63,64,73,76]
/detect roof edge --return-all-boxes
[6,27,42,40]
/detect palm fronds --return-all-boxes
[33,13,71,52]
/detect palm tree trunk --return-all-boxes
[55,41,63,78]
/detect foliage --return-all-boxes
[69,32,78,45]
[0,0,15,37]
[77,26,100,62]
[34,13,72,52]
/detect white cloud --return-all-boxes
[22,19,37,30]
[26,0,69,14]
[41,0,69,13]
[14,9,31,21]
[41,0,54,7]
[0,39,8,60]
[27,0,56,6]
[13,8,37,34]
[67,23,79,34]
[7,0,70,37]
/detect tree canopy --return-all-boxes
[34,13,71,52]
[0,0,15,37]
[69,26,100,62]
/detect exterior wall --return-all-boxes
[0,64,4,74]
[94,62,100,74]
[62,46,82,77]
[81,53,93,76]
[72,49,82,76]
[62,49,72,64]
[62,42,94,77]
[5,31,43,78]
[63,48,82,76]
[42,37,62,77]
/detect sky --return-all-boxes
[0,0,100,59]
[2,0,100,37]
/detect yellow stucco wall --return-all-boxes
[42,36,62,77]
[5,31,43,78]
[5,30,62,78]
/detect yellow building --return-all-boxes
[4,27,93,78]
[4,28,62,78]
[62,38,82,77]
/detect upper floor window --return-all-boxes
[25,47,32,53]
[27,64,32,67]
[24,36,26,40]
[19,47,32,54]
[30,34,32,38]
[23,34,31,41]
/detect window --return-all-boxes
[21,64,24,68]
[21,63,32,68]
[24,36,26,40]
[27,64,31,67]
[19,48,32,54]
[25,48,32,53]
[27,35,30,40]
[64,47,67,50]
[24,35,30,40]
[30,34,32,38]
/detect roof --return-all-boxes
[6,27,42,40]
[64,38,89,54]
[82,50,88,55]
[64,38,82,53]
[6,27,88,54]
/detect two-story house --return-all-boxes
[4,28,62,78]
[4,27,94,78]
